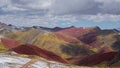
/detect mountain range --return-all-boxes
[0,22,120,67]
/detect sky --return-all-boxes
[0,0,120,29]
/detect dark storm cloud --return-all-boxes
[50,0,101,15]
[50,0,120,15]
[1,0,120,15]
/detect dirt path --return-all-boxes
[22,59,39,68]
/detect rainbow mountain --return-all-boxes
[0,22,120,67]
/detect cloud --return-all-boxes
[0,0,50,15]
[49,0,120,15]
[1,0,120,15]
[49,0,100,15]
[95,0,120,14]
[81,14,120,22]
[0,14,53,27]
[0,0,120,27]
[11,0,51,10]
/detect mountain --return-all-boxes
[116,28,120,31]
[0,22,21,35]
[3,26,120,54]
[3,28,93,59]
[55,27,99,44]
[1,38,120,67]
[1,39,120,66]
[55,27,120,53]
[0,25,120,67]
[0,22,12,35]
[32,26,74,31]
[70,52,120,66]
[1,38,68,64]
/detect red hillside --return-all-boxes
[55,27,90,38]
[76,52,118,66]
[55,27,96,47]
[1,38,21,49]
[1,38,68,64]
[12,44,68,64]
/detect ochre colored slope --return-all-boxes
[0,42,9,52]
[55,32,81,43]
[4,28,79,58]
[4,28,67,48]
[89,34,119,53]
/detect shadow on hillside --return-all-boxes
[60,44,93,57]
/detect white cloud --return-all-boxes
[0,0,120,27]
[0,14,50,27]
[81,14,120,22]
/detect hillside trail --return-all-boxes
[22,59,39,68]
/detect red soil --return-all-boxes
[55,27,94,47]
[73,52,118,66]
[1,38,21,49]
[98,46,113,53]
[56,27,90,38]
[55,32,81,43]
[1,38,68,64]
[12,44,68,63]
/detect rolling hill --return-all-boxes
[0,24,120,67]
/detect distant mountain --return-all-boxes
[114,28,120,35]
[32,26,74,31]
[117,28,120,31]
[0,22,12,34]
[0,22,20,35]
